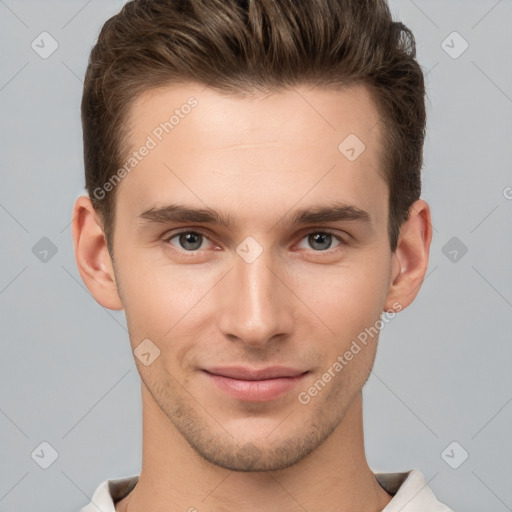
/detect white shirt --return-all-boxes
[80,470,455,511]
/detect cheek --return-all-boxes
[293,256,389,339]
[116,258,218,350]
[289,258,389,390]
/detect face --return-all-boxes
[109,82,397,471]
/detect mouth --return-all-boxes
[202,366,309,402]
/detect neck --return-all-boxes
[116,387,392,512]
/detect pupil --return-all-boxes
[310,233,331,251]
[180,232,202,250]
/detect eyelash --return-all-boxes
[161,228,350,255]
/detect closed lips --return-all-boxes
[203,366,308,380]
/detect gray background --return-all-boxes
[0,0,511,511]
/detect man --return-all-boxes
[73,0,454,510]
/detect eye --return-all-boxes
[296,231,347,252]
[162,229,349,254]
[164,230,214,252]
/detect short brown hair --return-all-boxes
[82,0,426,256]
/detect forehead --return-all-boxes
[127,81,382,151]
[117,82,387,227]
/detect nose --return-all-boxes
[216,245,295,348]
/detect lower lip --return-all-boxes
[204,371,308,402]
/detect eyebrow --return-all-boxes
[137,201,372,230]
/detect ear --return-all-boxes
[71,195,123,310]
[383,199,433,313]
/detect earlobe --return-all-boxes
[383,199,432,313]
[71,195,124,311]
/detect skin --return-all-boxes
[72,82,432,512]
